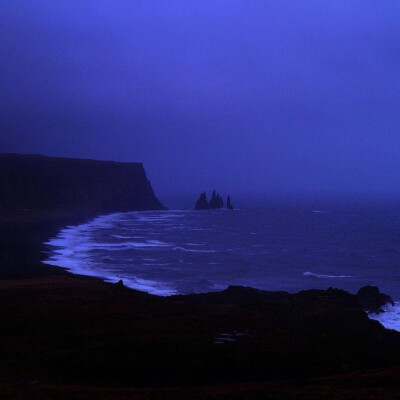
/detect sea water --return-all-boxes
[43,204,400,329]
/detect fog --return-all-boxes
[1,1,400,203]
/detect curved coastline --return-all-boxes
[43,212,177,296]
[42,209,400,331]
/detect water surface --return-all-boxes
[44,206,400,302]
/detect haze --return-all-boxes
[1,1,400,204]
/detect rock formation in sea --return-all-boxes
[0,154,166,213]
[194,192,209,210]
[227,195,233,210]
[209,190,224,209]
[194,190,226,210]
[356,285,394,314]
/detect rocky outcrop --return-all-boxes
[0,154,166,213]
[194,190,227,210]
[194,192,209,210]
[2,268,400,388]
[227,195,233,210]
[170,285,400,381]
[357,286,394,314]
[209,190,224,209]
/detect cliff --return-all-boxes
[0,154,165,213]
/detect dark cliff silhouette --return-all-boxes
[0,154,166,213]
[194,190,227,210]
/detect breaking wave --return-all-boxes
[303,271,354,279]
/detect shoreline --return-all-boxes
[42,211,179,296]
[0,209,110,280]
[7,208,400,318]
[2,209,400,397]
[40,209,399,304]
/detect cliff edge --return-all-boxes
[0,154,165,213]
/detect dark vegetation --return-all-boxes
[2,269,400,387]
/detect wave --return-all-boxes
[135,213,186,223]
[173,246,216,253]
[369,302,400,331]
[303,271,354,278]
[44,254,176,296]
[44,207,395,298]
[111,234,142,239]
[43,212,178,296]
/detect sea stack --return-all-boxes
[227,195,233,210]
[194,192,209,210]
[209,190,224,209]
[194,190,225,210]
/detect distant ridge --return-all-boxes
[0,154,166,213]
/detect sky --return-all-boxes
[1,1,400,204]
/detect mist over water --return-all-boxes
[44,203,400,305]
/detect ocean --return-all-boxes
[43,203,400,329]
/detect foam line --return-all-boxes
[369,303,400,331]
[303,271,354,278]
[43,211,177,296]
[173,246,216,253]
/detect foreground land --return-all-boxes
[3,368,400,400]
[1,211,400,398]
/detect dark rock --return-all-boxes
[194,192,209,210]
[194,190,226,210]
[209,190,224,209]
[227,195,233,210]
[0,154,166,213]
[4,277,400,388]
[357,286,394,314]
[115,279,124,288]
